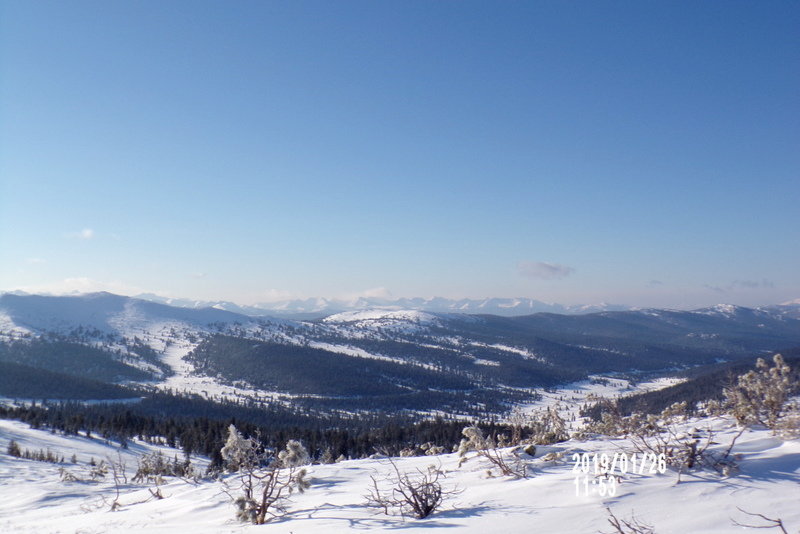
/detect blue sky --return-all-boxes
[1,1,798,308]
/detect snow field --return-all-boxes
[1,416,798,533]
[514,376,685,430]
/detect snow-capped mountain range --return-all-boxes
[0,291,798,410]
[132,293,631,318]
[7,289,799,320]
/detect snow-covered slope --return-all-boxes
[322,309,443,333]
[1,415,798,533]
[0,292,252,334]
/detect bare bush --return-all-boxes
[626,417,743,482]
[105,453,127,510]
[732,508,794,533]
[604,507,656,534]
[89,459,108,481]
[366,459,458,519]
[59,467,80,482]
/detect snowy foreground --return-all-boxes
[1,417,798,533]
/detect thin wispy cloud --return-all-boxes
[729,279,774,289]
[353,287,392,299]
[25,258,46,265]
[66,228,95,240]
[338,287,394,303]
[647,280,663,287]
[703,284,726,293]
[12,277,143,296]
[261,289,296,303]
[704,279,776,293]
[518,261,574,280]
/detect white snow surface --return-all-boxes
[323,309,440,326]
[468,342,549,363]
[307,341,406,365]
[0,311,32,341]
[516,376,686,429]
[694,303,745,317]
[1,416,799,533]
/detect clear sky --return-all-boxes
[1,1,798,309]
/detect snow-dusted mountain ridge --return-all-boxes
[132,292,800,319]
[132,293,632,318]
[1,291,800,417]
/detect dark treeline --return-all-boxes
[184,335,542,415]
[0,361,136,400]
[0,390,518,467]
[0,334,174,382]
[185,335,475,396]
[288,386,535,417]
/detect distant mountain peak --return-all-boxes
[127,294,633,318]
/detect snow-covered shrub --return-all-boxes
[582,400,742,479]
[698,398,725,417]
[133,451,195,483]
[580,410,654,439]
[627,421,742,481]
[508,404,569,445]
[398,442,446,458]
[223,425,312,524]
[457,425,527,478]
[531,404,570,444]
[576,396,651,438]
[421,442,445,456]
[319,448,335,464]
[774,402,800,439]
[277,439,309,468]
[220,424,256,473]
[724,354,795,429]
[457,426,490,456]
[660,401,688,421]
